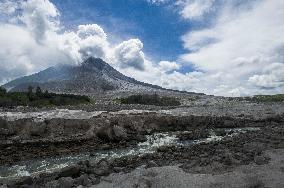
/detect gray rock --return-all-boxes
[178,129,209,141]
[147,160,158,167]
[215,129,227,137]
[210,161,224,171]
[75,174,91,186]
[113,167,124,173]
[96,126,114,141]
[45,180,59,188]
[18,176,33,185]
[30,124,46,136]
[10,135,21,141]
[223,120,235,127]
[254,156,268,165]
[243,142,265,155]
[57,177,74,188]
[135,178,152,188]
[89,174,100,184]
[222,152,240,166]
[0,128,12,136]
[94,159,111,176]
[96,125,127,142]
[0,119,7,127]
[112,125,127,140]
[57,165,81,179]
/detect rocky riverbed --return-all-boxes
[1,123,283,188]
[0,97,284,187]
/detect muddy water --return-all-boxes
[0,127,260,183]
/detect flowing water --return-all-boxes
[0,127,260,183]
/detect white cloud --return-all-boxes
[1,0,284,97]
[0,0,76,85]
[177,0,215,20]
[0,24,73,84]
[77,24,107,40]
[0,0,19,15]
[0,0,155,84]
[113,39,146,70]
[158,61,180,72]
[248,63,284,89]
[146,0,169,5]
[179,0,284,96]
[19,0,60,43]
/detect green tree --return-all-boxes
[28,86,33,94]
[36,86,42,97]
[0,87,6,96]
[43,90,50,98]
[27,85,34,100]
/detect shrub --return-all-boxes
[0,97,14,108]
[0,87,6,96]
[36,86,42,97]
[0,87,91,107]
[120,94,181,106]
[251,94,284,102]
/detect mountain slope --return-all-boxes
[2,57,164,94]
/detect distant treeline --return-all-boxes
[0,86,90,108]
[249,94,284,102]
[120,94,181,106]
[226,94,284,103]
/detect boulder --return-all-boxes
[135,177,152,188]
[57,177,74,188]
[0,128,12,136]
[96,125,127,142]
[178,129,209,141]
[10,176,33,186]
[89,174,100,184]
[215,129,227,137]
[96,126,113,141]
[10,135,21,141]
[223,120,235,127]
[30,124,47,136]
[147,160,158,168]
[93,159,111,176]
[75,174,91,186]
[243,142,265,155]
[0,119,15,137]
[223,152,240,166]
[45,180,59,188]
[113,125,127,140]
[254,155,269,165]
[0,119,7,127]
[57,165,81,179]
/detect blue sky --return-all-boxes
[52,0,191,62]
[1,0,284,96]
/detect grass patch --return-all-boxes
[0,86,90,108]
[120,94,181,106]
